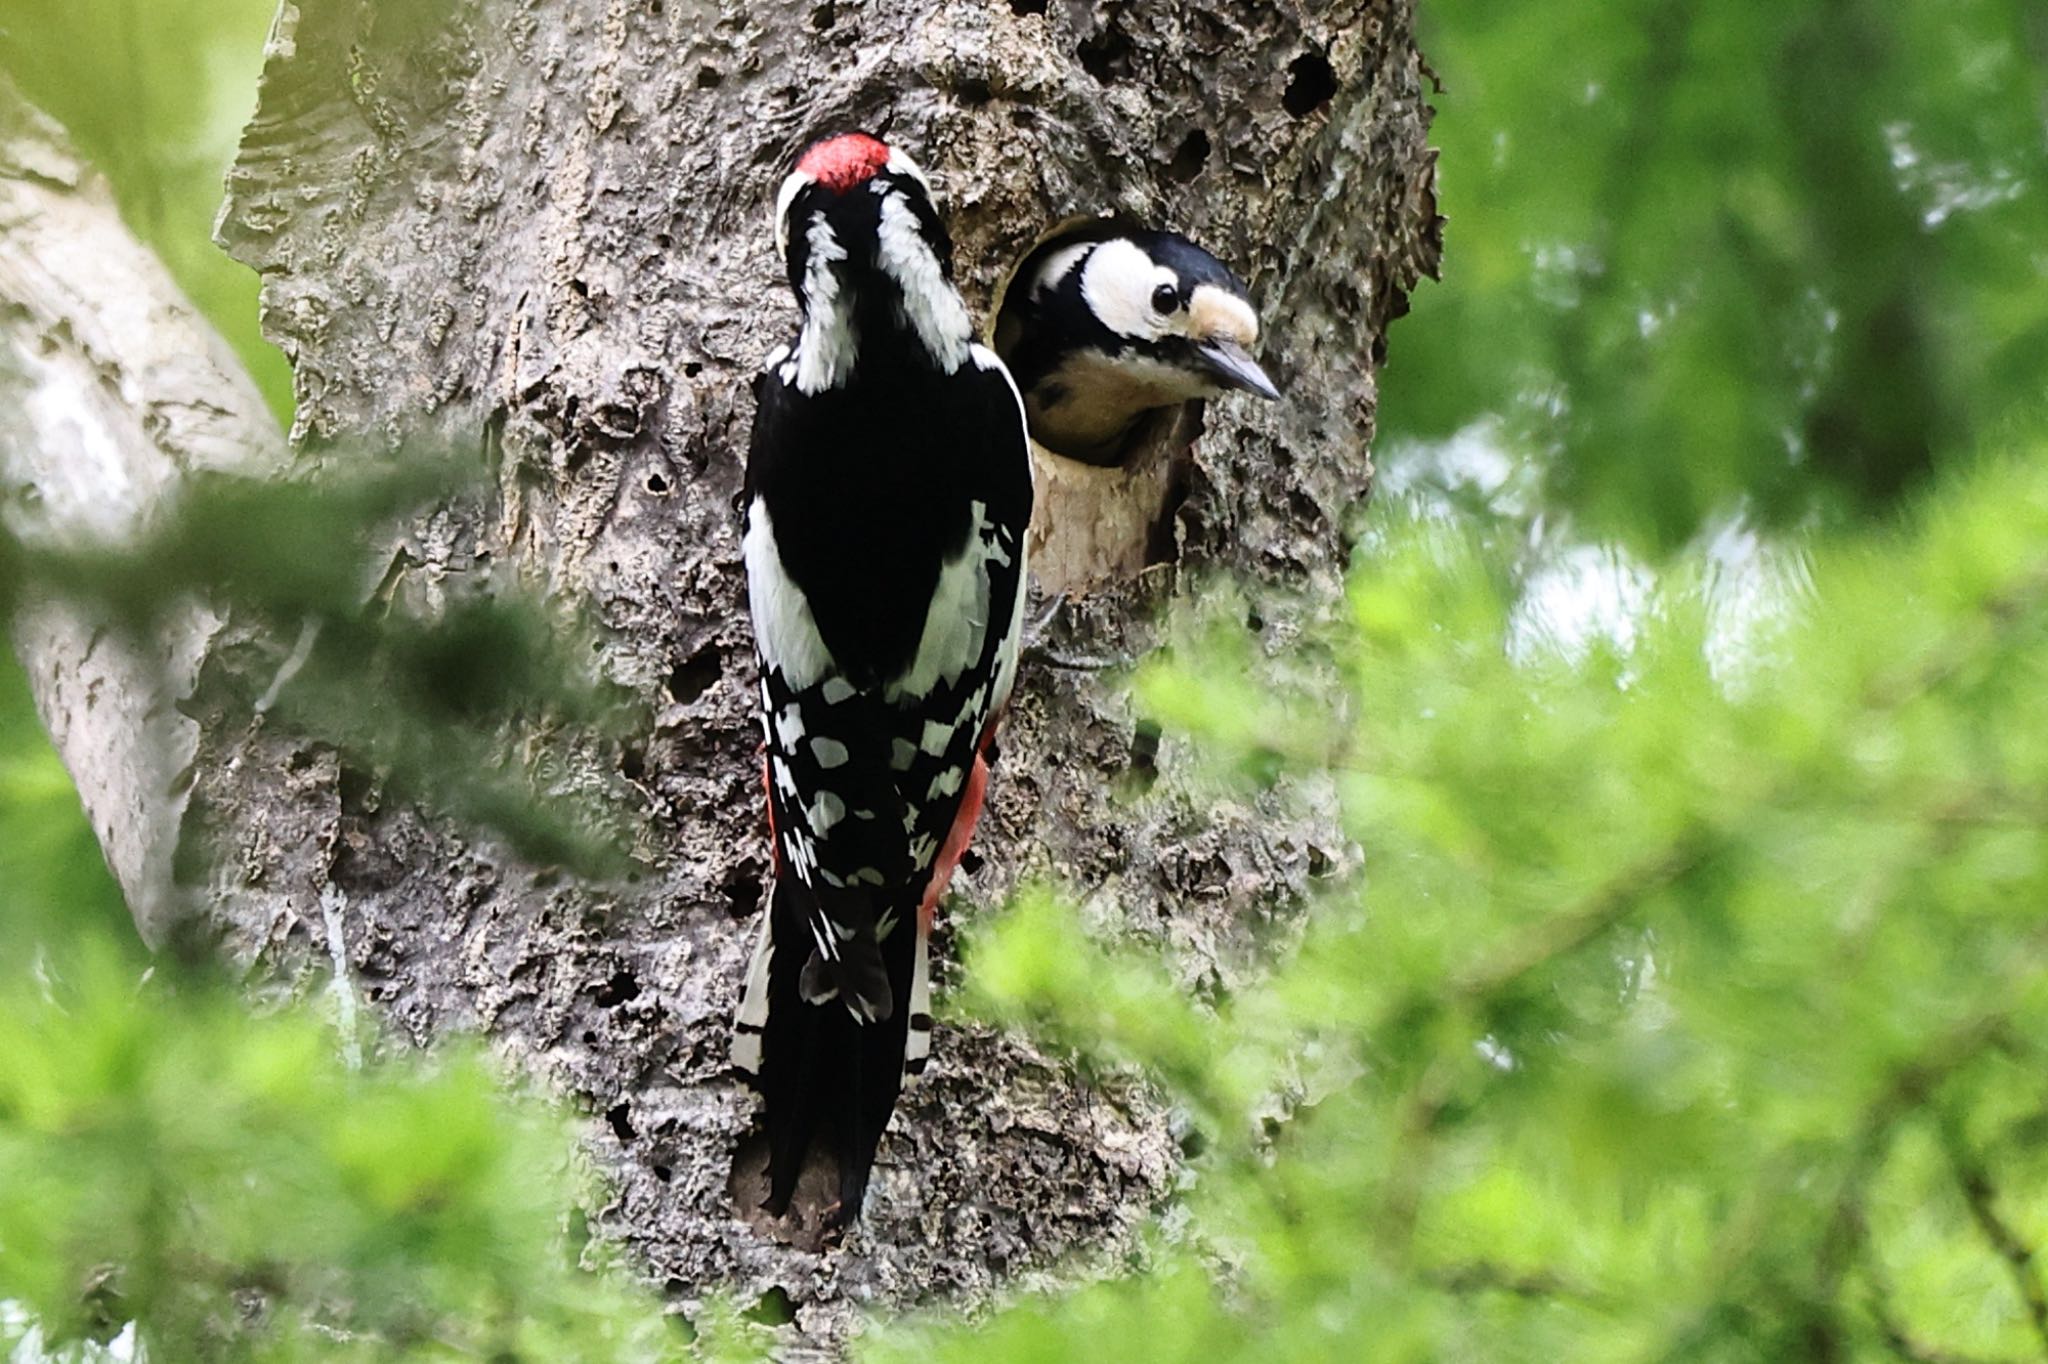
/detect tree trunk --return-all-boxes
[18,0,1439,1347]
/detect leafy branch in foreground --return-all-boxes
[0,948,686,1362]
[879,450,2048,1363]
[4,458,643,877]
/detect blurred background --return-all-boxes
[5,0,2048,1358]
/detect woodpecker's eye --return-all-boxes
[1151,283,1180,315]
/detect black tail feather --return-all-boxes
[758,877,916,1223]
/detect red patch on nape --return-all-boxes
[796,133,892,192]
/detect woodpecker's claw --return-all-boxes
[1022,593,1067,650]
[1020,594,1120,673]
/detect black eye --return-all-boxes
[1151,283,1180,314]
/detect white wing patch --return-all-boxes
[774,704,806,749]
[731,910,775,1075]
[989,575,1029,720]
[903,918,933,1082]
[886,499,1004,702]
[807,790,846,835]
[926,766,964,801]
[744,498,832,691]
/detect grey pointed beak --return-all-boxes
[1195,337,1281,401]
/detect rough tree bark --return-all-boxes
[12,0,1438,1348]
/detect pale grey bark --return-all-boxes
[0,82,284,945]
[10,0,1439,1349]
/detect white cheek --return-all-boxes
[1081,239,1178,340]
[773,170,810,257]
[885,147,936,198]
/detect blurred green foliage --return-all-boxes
[0,658,131,965]
[0,0,292,416]
[0,945,690,1361]
[6,0,2048,1357]
[1386,0,2048,550]
[1,460,644,880]
[894,447,2048,1363]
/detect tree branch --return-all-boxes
[1941,1121,2048,1356]
[0,74,283,945]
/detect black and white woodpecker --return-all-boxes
[992,217,1281,466]
[730,133,1034,1228]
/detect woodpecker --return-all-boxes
[992,217,1280,466]
[730,132,1033,1229]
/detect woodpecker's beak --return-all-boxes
[1195,337,1281,401]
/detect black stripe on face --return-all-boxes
[782,171,955,301]
[905,1057,929,1075]
[734,1020,765,1034]
[909,1012,934,1031]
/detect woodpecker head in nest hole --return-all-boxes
[993,217,1280,466]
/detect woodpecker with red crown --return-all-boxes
[730,133,1033,1228]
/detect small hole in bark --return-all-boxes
[1284,51,1338,117]
[1167,129,1211,183]
[665,648,722,705]
[958,848,984,877]
[1009,0,1046,12]
[1077,23,1133,83]
[646,471,671,495]
[607,1103,638,1142]
[649,0,662,12]
[595,970,641,1007]
[581,1029,597,1043]
[1180,1125,1208,1159]
[1308,845,1333,877]
[653,1163,672,1183]
[746,1287,797,1327]
[654,231,673,250]
[620,746,647,782]
[957,76,992,105]
[695,64,723,88]
[339,764,375,815]
[1247,608,1265,633]
[809,1,834,30]
[724,865,766,919]
[1130,719,1162,792]
[683,361,703,378]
